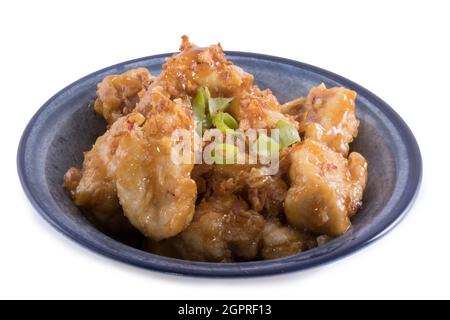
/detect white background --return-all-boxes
[1,0,449,300]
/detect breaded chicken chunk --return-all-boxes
[230,86,297,130]
[285,139,367,236]
[66,88,197,241]
[300,84,359,156]
[64,113,146,216]
[115,89,197,241]
[63,113,147,237]
[94,68,153,125]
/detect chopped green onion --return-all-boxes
[208,97,233,116]
[192,87,236,134]
[203,87,211,102]
[192,88,207,135]
[204,113,212,130]
[276,119,300,148]
[212,112,238,133]
[213,143,239,164]
[252,133,280,159]
[192,89,206,120]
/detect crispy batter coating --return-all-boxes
[64,114,144,216]
[230,86,297,130]
[145,35,253,101]
[299,84,359,156]
[146,35,296,130]
[63,114,147,239]
[115,93,196,240]
[94,68,153,125]
[285,139,368,236]
[66,90,197,241]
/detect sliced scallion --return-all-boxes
[208,97,233,116]
[212,112,238,133]
[276,119,300,148]
[192,88,207,135]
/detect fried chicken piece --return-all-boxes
[149,195,265,262]
[64,113,146,216]
[284,139,368,236]
[300,84,359,155]
[63,114,147,237]
[94,68,153,125]
[115,89,197,241]
[138,36,295,130]
[261,220,317,260]
[116,134,196,241]
[139,35,253,103]
[66,87,197,241]
[230,86,297,130]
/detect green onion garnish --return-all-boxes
[192,87,235,134]
[192,88,207,135]
[212,112,238,133]
[192,88,206,120]
[208,97,233,116]
[276,119,300,148]
[204,113,212,130]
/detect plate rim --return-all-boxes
[17,51,423,277]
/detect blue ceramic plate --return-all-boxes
[17,52,422,277]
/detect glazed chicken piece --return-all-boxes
[63,113,147,237]
[115,88,197,241]
[94,68,153,125]
[284,139,367,236]
[137,36,295,130]
[230,86,297,130]
[149,195,265,262]
[299,84,359,156]
[115,133,196,240]
[65,87,197,241]
[261,220,316,260]
[139,35,253,103]
[64,113,146,216]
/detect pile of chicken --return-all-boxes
[64,36,368,262]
